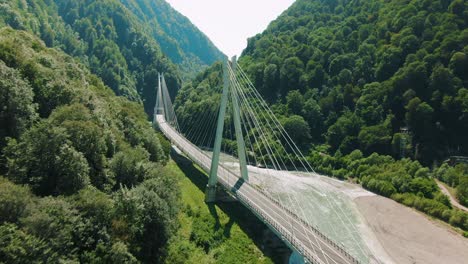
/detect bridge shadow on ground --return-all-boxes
[171,150,290,264]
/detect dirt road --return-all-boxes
[436,179,468,212]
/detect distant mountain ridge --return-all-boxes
[121,0,225,77]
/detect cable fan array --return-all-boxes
[166,60,372,262]
[227,62,371,262]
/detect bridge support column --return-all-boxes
[230,56,249,182]
[153,73,165,126]
[206,57,230,203]
[205,185,217,203]
[206,56,250,202]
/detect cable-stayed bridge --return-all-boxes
[153,58,374,264]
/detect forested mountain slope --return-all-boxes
[239,0,468,164]
[0,0,223,116]
[0,27,180,262]
[121,0,225,78]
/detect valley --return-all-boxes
[0,0,467,263]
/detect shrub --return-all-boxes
[0,178,34,223]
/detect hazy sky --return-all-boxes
[165,0,296,57]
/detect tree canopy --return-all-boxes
[0,28,179,262]
[238,0,468,164]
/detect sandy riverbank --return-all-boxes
[356,195,468,264]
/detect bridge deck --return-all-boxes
[156,115,359,264]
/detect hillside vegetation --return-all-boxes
[0,28,180,262]
[175,0,468,233]
[0,0,223,116]
[241,0,468,164]
[164,159,276,264]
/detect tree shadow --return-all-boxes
[171,150,288,263]
[223,217,235,238]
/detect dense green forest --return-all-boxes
[175,0,468,233]
[240,0,468,164]
[0,28,180,262]
[0,0,223,117]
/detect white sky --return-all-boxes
[165,0,296,57]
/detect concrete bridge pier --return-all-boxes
[205,185,217,203]
[205,184,239,203]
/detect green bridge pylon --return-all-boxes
[205,56,249,203]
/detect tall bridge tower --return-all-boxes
[206,56,249,202]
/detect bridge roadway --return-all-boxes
[156,115,360,264]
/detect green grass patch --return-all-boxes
[164,154,282,264]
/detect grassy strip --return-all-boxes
[164,154,284,264]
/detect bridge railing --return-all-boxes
[157,117,360,264]
[252,185,360,263]
[216,166,360,264]
[233,188,324,264]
